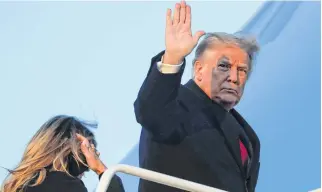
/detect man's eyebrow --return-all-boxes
[238,64,250,71]
[217,56,231,64]
[218,55,230,61]
[217,55,249,68]
[238,63,249,68]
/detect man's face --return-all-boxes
[194,44,250,110]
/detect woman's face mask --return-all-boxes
[67,152,89,177]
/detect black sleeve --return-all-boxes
[98,174,125,192]
[63,181,88,192]
[42,172,88,192]
[134,50,188,141]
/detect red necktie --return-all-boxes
[239,140,248,165]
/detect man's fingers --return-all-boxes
[179,1,186,24]
[193,30,206,45]
[173,3,180,25]
[166,9,172,26]
[185,5,191,27]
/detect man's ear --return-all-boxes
[194,60,203,82]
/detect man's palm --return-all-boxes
[166,25,194,56]
[165,1,204,59]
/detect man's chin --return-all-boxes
[213,95,239,110]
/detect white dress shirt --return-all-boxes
[156,56,183,74]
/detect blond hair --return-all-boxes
[1,115,97,192]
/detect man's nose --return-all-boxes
[227,68,239,84]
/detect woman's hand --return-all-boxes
[76,133,107,175]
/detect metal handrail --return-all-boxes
[96,164,227,192]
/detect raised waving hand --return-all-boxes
[164,1,205,64]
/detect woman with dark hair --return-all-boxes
[1,115,125,192]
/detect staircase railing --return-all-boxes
[96,164,320,192]
[96,164,227,192]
